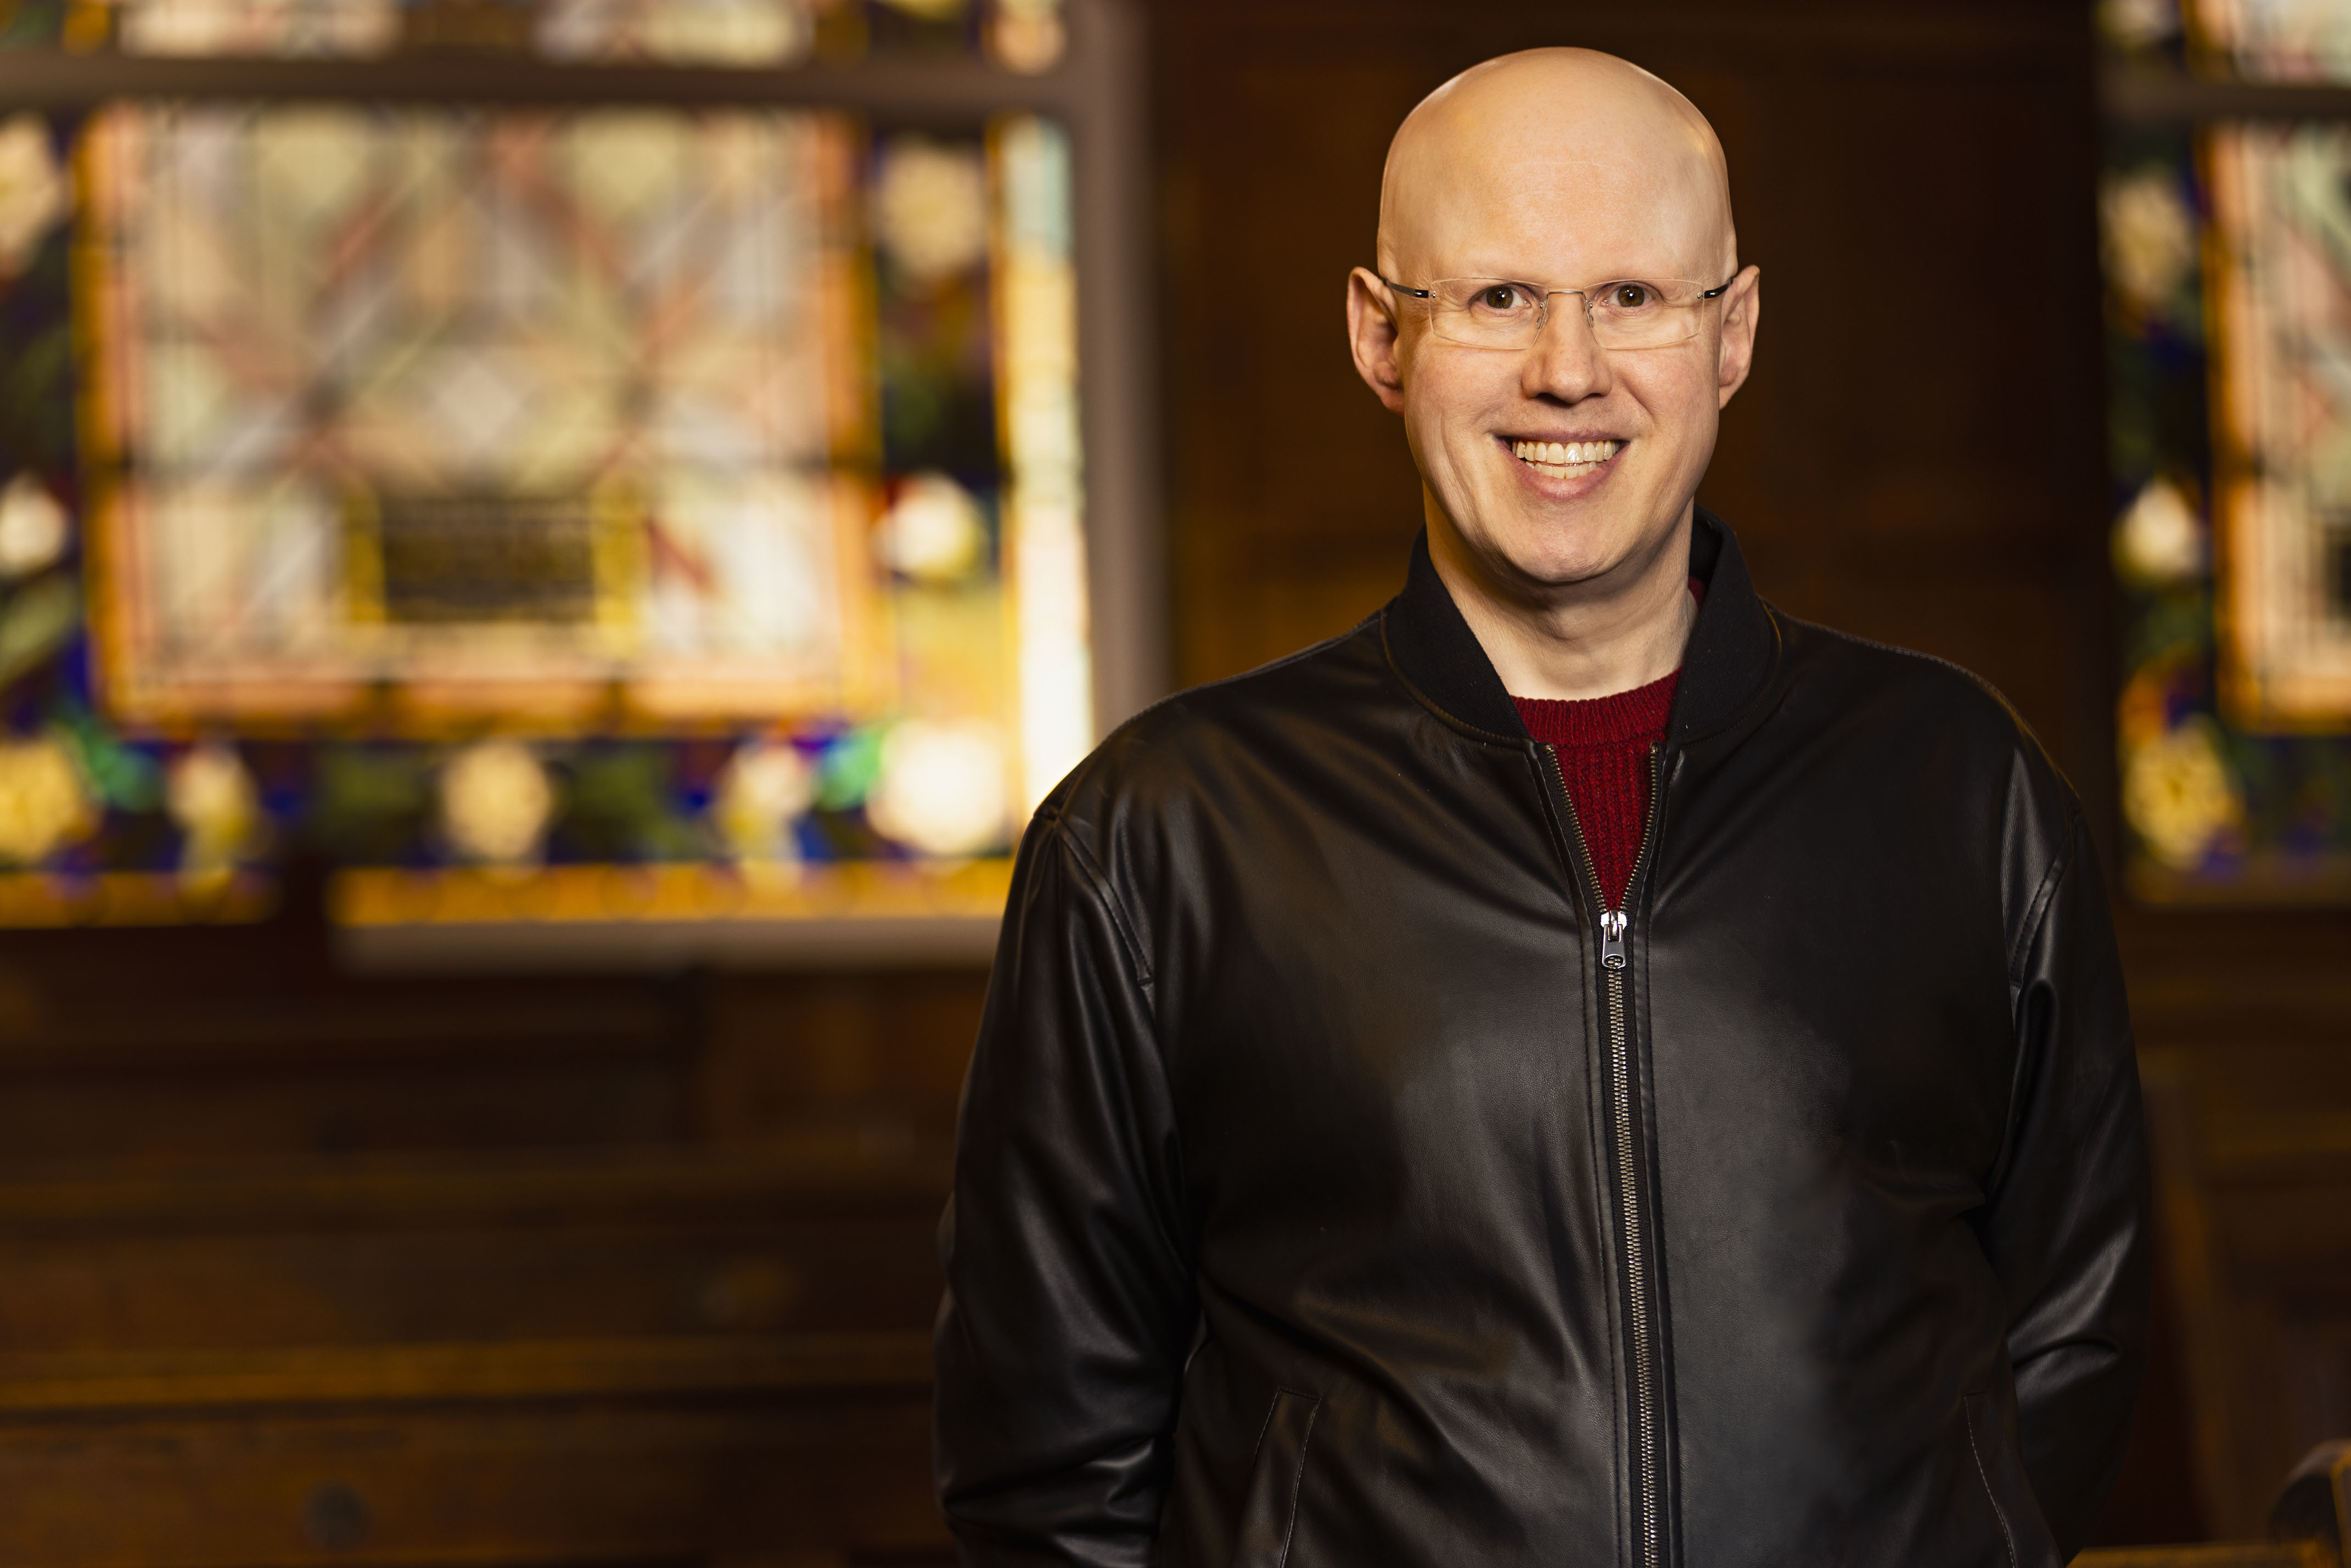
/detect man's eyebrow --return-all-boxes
[1435,265,1698,284]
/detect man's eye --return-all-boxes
[1607,283,1656,309]
[1475,285,1526,312]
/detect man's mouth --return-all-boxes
[1510,438,1621,478]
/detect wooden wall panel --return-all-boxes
[0,1151,949,1352]
[0,1381,938,1566]
[0,883,972,1564]
[2130,919,2351,1538]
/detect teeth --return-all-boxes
[1511,439,1620,469]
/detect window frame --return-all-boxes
[0,0,1164,968]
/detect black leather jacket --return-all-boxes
[935,513,2148,1568]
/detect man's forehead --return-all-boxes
[1394,146,1721,279]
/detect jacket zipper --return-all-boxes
[1542,740,1668,1568]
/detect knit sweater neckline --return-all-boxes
[1511,668,1680,749]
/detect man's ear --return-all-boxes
[1715,263,1761,409]
[1347,267,1409,413]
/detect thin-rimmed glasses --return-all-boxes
[1376,273,1738,351]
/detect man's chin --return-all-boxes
[1496,497,1694,589]
[1434,488,1665,594]
[1510,550,1626,594]
[1474,523,1631,594]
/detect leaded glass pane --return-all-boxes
[2205,123,2351,727]
[0,93,1091,933]
[2192,0,2351,82]
[2102,112,2351,899]
[54,0,1064,64]
[85,104,863,723]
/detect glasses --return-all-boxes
[1378,273,1737,351]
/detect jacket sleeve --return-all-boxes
[933,806,1197,1566]
[1983,809,2151,1557]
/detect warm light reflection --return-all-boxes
[165,739,262,882]
[997,115,1092,813]
[987,0,1063,72]
[711,738,816,869]
[115,0,402,58]
[867,717,1008,858]
[0,734,95,866]
[537,0,811,64]
[439,739,556,867]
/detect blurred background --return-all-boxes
[0,0,2339,1561]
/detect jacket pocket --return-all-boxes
[1962,1391,2060,1568]
[1232,1387,1319,1568]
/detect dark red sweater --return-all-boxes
[1513,671,1679,911]
[1509,581,1703,907]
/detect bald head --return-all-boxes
[1378,49,1735,289]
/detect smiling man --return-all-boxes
[935,48,2147,1568]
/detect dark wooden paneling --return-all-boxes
[0,1360,941,1566]
[2124,906,2351,1537]
[2075,1550,2326,1567]
[0,1149,949,1351]
[0,873,977,1563]
[2141,1028,2351,1537]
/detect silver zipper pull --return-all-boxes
[1600,909,1628,970]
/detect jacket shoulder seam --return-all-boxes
[1986,805,2085,1198]
[2007,802,2079,985]
[1039,803,1157,994]
[1794,619,2062,769]
[1797,617,2008,694]
[1115,615,1380,735]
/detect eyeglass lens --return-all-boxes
[1420,279,1715,350]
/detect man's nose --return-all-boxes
[1523,294,1612,402]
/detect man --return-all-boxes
[935,47,2146,1568]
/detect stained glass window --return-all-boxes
[68,0,1068,71]
[85,105,864,724]
[0,0,1131,954]
[2101,0,2351,900]
[2190,0,2351,81]
[2203,123,2351,729]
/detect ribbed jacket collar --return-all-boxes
[1380,507,1777,748]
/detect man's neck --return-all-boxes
[1426,504,1699,702]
